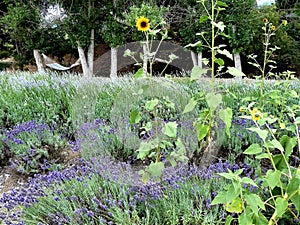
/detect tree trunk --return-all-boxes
[77,44,89,77]
[197,52,203,69]
[77,29,94,78]
[231,24,242,79]
[234,52,242,71]
[87,29,94,77]
[33,49,45,72]
[191,51,197,67]
[110,47,118,79]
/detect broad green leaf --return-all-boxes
[183,97,197,114]
[245,193,265,216]
[147,161,164,177]
[215,58,224,66]
[218,172,237,180]
[241,177,258,187]
[289,90,298,98]
[286,125,296,132]
[273,154,286,170]
[169,158,177,167]
[287,173,300,213]
[145,98,159,111]
[217,1,228,7]
[140,170,150,184]
[244,143,263,155]
[225,216,234,225]
[239,211,253,225]
[247,127,268,142]
[235,168,245,176]
[196,123,209,141]
[202,58,209,65]
[206,92,222,111]
[268,139,284,152]
[255,153,269,159]
[214,21,226,31]
[134,68,146,79]
[212,184,240,206]
[232,180,242,194]
[185,41,202,48]
[200,15,209,23]
[218,169,243,180]
[265,170,281,190]
[191,66,208,81]
[162,121,178,138]
[130,109,141,124]
[217,49,233,60]
[294,117,300,125]
[225,197,243,213]
[253,214,268,225]
[175,138,186,154]
[280,135,297,159]
[137,138,159,160]
[219,108,232,137]
[227,67,246,77]
[275,197,288,218]
[211,191,229,205]
[137,142,152,160]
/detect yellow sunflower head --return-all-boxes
[251,108,261,121]
[136,16,150,32]
[263,18,268,23]
[271,25,276,31]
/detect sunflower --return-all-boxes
[239,106,246,113]
[263,18,268,23]
[136,16,150,32]
[271,25,276,31]
[251,108,261,121]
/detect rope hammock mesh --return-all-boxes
[42,53,81,71]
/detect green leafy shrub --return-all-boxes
[0,50,10,59]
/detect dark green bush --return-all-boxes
[0,50,10,59]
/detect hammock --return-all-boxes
[42,54,81,71]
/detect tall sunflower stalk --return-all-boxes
[126,14,184,183]
[248,19,287,109]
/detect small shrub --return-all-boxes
[0,50,10,59]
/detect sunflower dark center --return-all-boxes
[141,21,147,28]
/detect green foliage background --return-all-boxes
[0,0,299,75]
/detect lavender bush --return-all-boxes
[2,121,68,174]
[0,156,255,225]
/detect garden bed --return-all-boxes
[0,72,299,224]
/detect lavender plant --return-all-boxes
[0,156,255,224]
[72,118,133,161]
[0,72,77,131]
[2,120,68,174]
